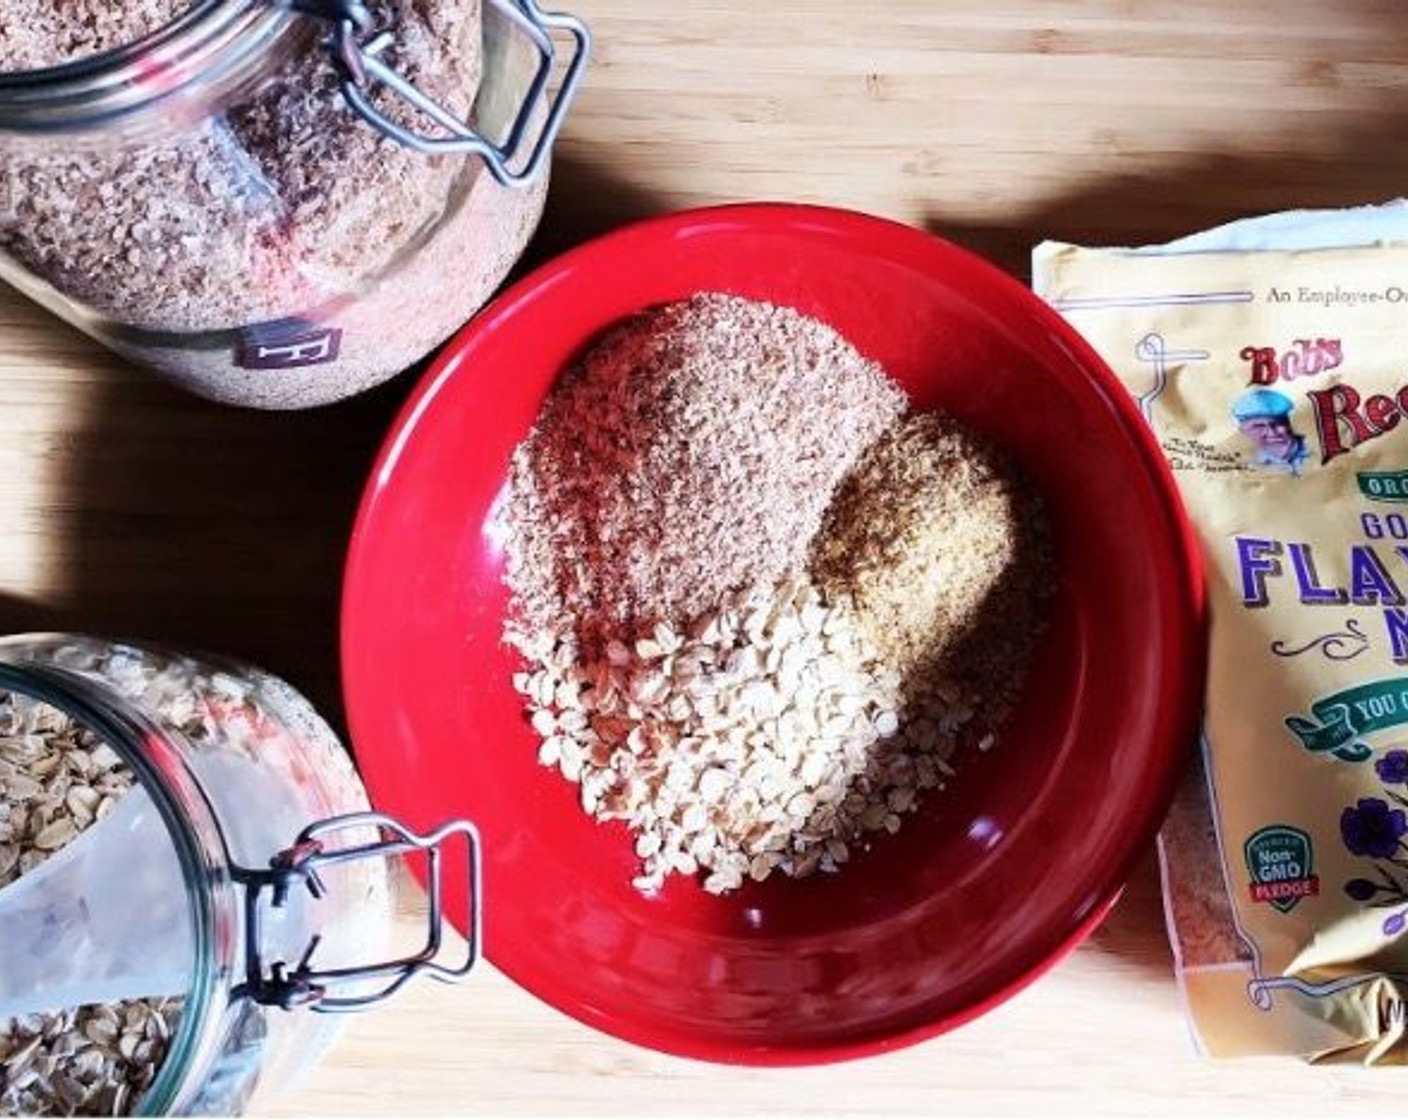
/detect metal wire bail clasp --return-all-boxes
[233,813,482,1013]
[278,0,590,187]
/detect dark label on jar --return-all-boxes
[235,322,343,370]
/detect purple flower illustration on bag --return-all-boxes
[1341,798,1407,859]
[1376,749,1408,784]
[1340,779,1408,936]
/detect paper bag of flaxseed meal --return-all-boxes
[1035,237,1408,1062]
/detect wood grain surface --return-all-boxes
[4,0,1408,1113]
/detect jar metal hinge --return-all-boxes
[232,812,481,1012]
[275,0,590,187]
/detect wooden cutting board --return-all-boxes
[3,0,1408,1112]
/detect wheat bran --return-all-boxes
[0,0,544,409]
[0,1,190,69]
[503,293,907,650]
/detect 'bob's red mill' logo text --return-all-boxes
[1241,338,1408,464]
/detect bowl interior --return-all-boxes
[342,205,1201,1063]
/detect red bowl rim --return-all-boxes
[341,201,1208,1064]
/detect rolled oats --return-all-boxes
[0,687,181,1118]
[0,697,133,894]
[0,639,362,1115]
[0,1000,179,1118]
[510,577,974,894]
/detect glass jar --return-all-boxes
[0,0,588,410]
[0,634,476,1116]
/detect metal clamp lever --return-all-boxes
[233,812,482,1013]
[276,0,591,187]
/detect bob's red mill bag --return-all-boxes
[1035,231,1408,1063]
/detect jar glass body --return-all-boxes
[0,634,392,1115]
[0,0,550,409]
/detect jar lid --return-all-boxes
[0,665,481,1017]
[285,0,590,185]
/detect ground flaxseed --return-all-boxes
[809,412,1051,730]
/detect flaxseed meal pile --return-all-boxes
[502,293,1052,895]
[0,0,541,408]
[812,412,1051,728]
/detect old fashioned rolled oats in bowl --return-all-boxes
[0,0,588,408]
[0,635,477,1115]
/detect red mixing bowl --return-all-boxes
[341,203,1205,1064]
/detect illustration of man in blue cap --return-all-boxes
[1232,387,1309,477]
